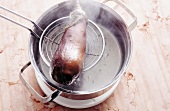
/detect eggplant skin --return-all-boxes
[51,18,87,85]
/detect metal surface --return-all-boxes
[107,0,137,32]
[29,0,136,95]
[19,62,61,106]
[36,72,121,109]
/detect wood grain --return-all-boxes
[0,0,170,111]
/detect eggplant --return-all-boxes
[51,11,87,85]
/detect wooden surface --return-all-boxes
[0,0,170,111]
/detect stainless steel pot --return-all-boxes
[0,0,137,109]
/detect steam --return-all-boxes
[56,0,104,22]
[78,0,102,21]
[77,0,116,28]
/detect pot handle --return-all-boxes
[19,62,61,108]
[103,0,137,31]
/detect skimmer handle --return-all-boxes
[19,62,61,108]
[103,0,137,31]
[0,5,42,38]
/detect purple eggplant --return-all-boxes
[51,11,87,85]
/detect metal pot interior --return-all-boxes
[29,0,131,94]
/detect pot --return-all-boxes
[0,0,137,109]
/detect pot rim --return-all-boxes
[29,0,133,95]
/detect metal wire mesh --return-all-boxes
[39,17,105,71]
